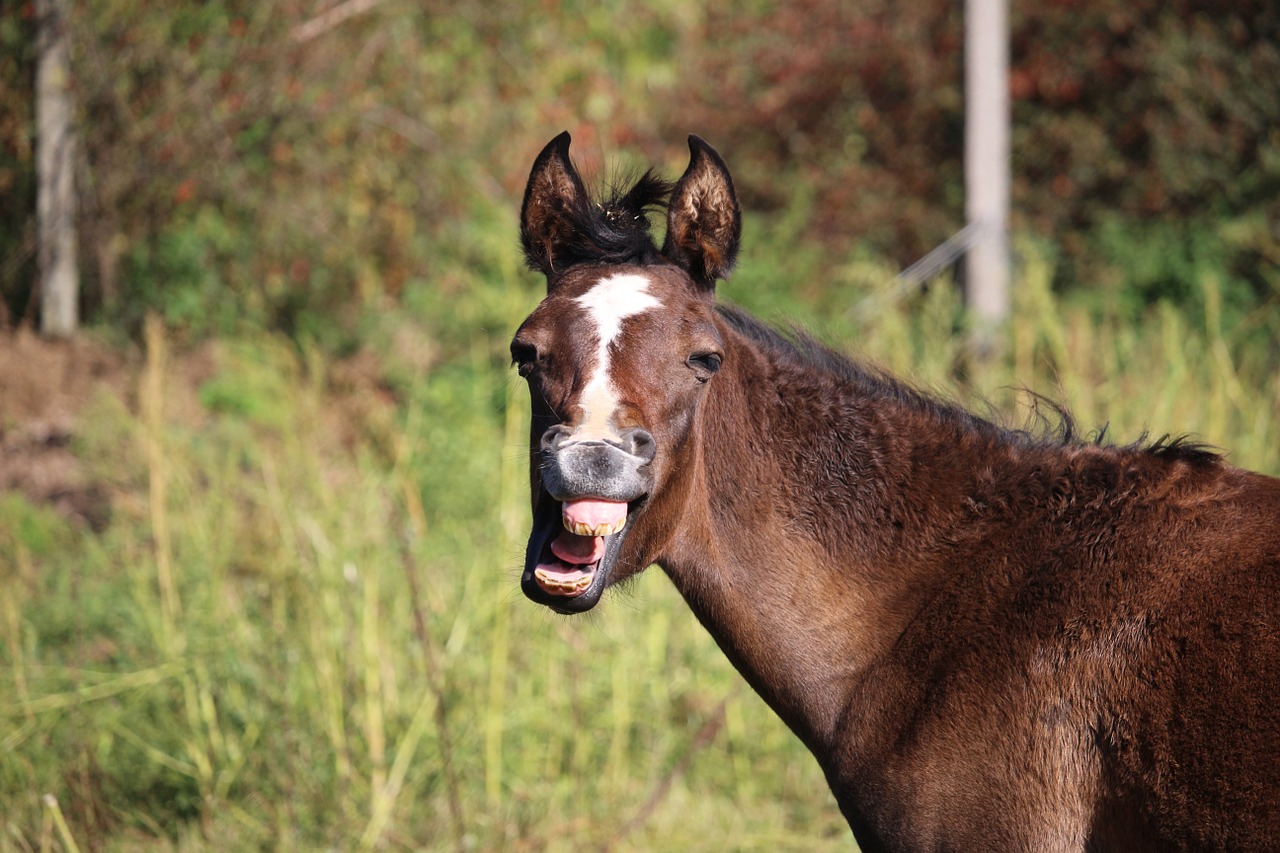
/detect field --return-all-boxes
[3,0,1279,848]
[2,210,1278,851]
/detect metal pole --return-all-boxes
[964,0,1010,341]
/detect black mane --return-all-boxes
[716,304,1219,464]
[521,170,673,271]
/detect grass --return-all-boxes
[1,222,1278,851]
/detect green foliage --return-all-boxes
[1090,214,1279,333]
[195,338,299,429]
[0,493,76,562]
[122,206,252,337]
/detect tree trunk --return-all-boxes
[36,0,78,337]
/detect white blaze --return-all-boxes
[573,273,661,439]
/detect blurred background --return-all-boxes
[0,1,1277,850]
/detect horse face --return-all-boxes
[511,265,724,611]
[512,132,740,612]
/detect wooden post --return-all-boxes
[964,0,1010,349]
[36,0,79,337]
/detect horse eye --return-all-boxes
[687,352,722,380]
[511,341,539,377]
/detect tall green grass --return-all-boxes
[1,223,1277,850]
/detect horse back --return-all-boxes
[840,460,1280,852]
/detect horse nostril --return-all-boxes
[540,425,573,453]
[620,427,657,463]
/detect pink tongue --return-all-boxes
[561,499,628,531]
[550,532,605,565]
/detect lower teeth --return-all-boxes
[535,569,593,592]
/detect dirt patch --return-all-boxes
[0,329,132,528]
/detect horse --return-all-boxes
[509,131,1280,852]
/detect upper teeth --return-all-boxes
[563,516,626,537]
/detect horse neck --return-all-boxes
[658,317,994,752]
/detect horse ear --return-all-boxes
[520,131,590,277]
[663,135,742,289]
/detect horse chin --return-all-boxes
[520,494,639,614]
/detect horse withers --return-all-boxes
[510,131,1280,852]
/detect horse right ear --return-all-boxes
[520,131,590,277]
[663,135,742,290]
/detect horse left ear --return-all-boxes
[663,135,742,290]
[520,131,591,278]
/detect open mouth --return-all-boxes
[522,496,632,613]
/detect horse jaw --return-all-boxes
[521,495,639,613]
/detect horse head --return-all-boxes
[511,132,740,612]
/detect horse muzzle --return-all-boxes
[538,426,656,503]
[522,426,656,613]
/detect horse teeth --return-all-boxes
[534,566,595,594]
[563,517,628,536]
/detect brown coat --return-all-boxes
[513,132,1280,852]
